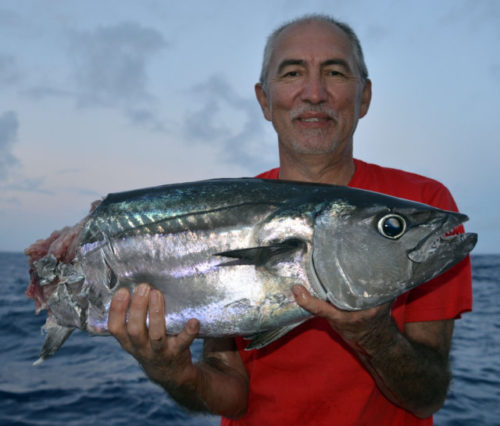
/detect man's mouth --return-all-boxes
[290,106,338,128]
[299,117,328,122]
[295,114,333,126]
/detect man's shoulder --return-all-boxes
[255,168,280,179]
[254,161,454,207]
[353,159,454,209]
[355,158,445,187]
[354,159,446,188]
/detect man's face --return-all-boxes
[256,21,371,157]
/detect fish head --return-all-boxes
[311,193,477,310]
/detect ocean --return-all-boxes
[0,252,498,425]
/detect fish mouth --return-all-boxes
[408,212,477,264]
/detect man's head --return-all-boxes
[259,15,369,95]
[255,14,371,159]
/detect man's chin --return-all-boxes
[289,140,339,155]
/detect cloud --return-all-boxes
[0,54,20,86]
[22,85,74,100]
[183,75,276,172]
[125,106,165,130]
[439,0,500,30]
[55,168,81,175]
[0,110,19,180]
[490,62,500,80]
[0,195,21,208]
[0,8,21,29]
[2,176,52,195]
[67,21,167,128]
[63,186,102,198]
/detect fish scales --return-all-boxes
[25,178,477,363]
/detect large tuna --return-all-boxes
[25,178,477,364]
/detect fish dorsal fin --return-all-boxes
[215,239,305,266]
[244,320,307,350]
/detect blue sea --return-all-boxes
[1,253,498,425]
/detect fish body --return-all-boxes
[27,178,477,363]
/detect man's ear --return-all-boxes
[255,83,272,121]
[359,79,372,119]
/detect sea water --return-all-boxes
[0,253,498,425]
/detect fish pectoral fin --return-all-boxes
[244,321,306,350]
[224,298,252,310]
[33,323,75,366]
[216,239,305,266]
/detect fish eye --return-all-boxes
[377,214,407,239]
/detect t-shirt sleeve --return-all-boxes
[403,183,473,322]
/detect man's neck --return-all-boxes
[278,145,355,186]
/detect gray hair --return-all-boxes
[259,14,369,93]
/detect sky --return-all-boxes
[0,0,498,254]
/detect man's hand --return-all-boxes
[292,284,452,418]
[108,283,200,388]
[107,283,249,418]
[292,284,393,346]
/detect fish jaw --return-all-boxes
[408,212,474,262]
[408,212,477,280]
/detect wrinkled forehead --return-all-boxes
[269,21,357,75]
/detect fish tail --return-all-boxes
[33,322,74,366]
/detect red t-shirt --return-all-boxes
[221,159,472,426]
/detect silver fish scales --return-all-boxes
[26,178,477,364]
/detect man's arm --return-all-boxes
[108,283,249,419]
[292,285,453,419]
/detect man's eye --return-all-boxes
[283,70,300,78]
[327,70,345,77]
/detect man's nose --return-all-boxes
[300,75,328,104]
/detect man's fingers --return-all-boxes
[127,283,150,343]
[149,289,167,352]
[108,284,199,361]
[292,285,334,317]
[172,319,200,353]
[108,287,131,345]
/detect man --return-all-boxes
[107,15,472,425]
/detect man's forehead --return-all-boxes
[271,20,354,67]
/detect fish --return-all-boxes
[25,178,477,364]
